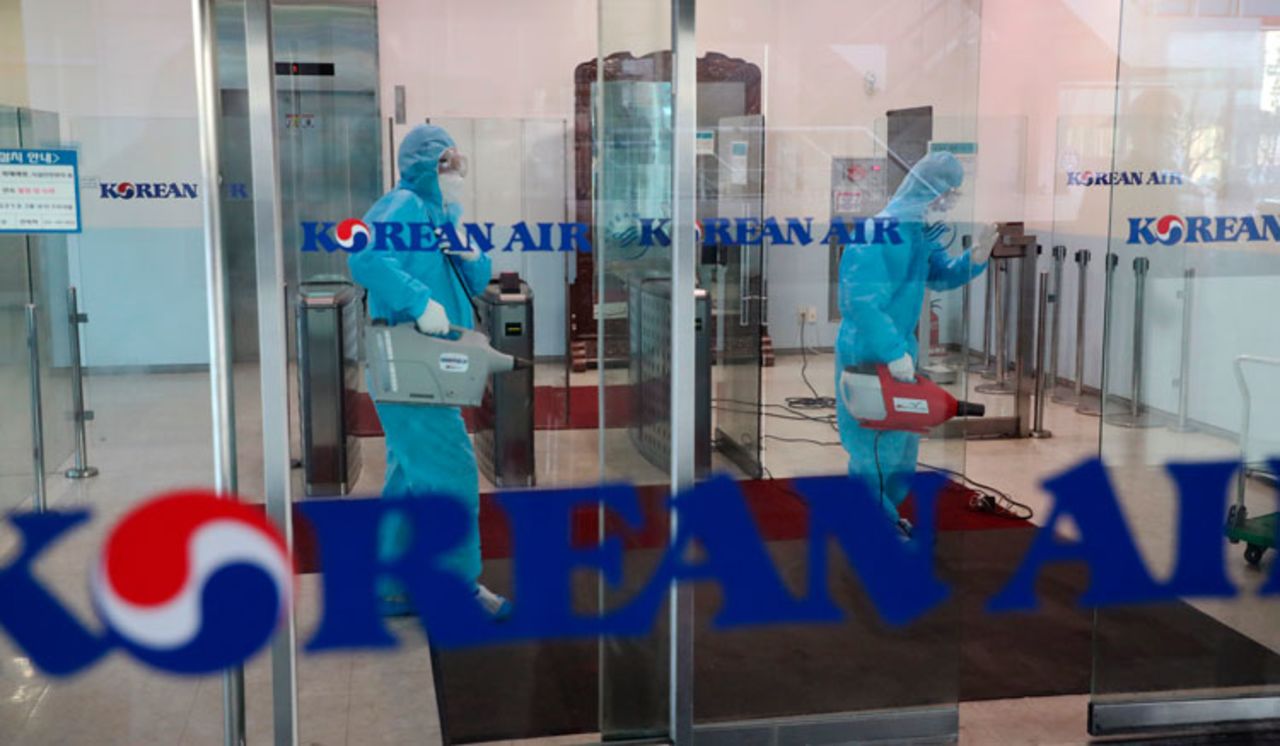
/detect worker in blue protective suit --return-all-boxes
[349,124,509,618]
[835,151,994,538]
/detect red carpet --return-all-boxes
[348,385,634,437]
[285,477,1030,572]
[474,477,1030,560]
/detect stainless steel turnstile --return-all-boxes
[629,279,711,477]
[297,280,363,496]
[475,273,536,487]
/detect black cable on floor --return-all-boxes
[713,401,836,427]
[919,462,1035,521]
[763,434,842,447]
[786,317,837,412]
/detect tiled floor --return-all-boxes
[0,352,1276,745]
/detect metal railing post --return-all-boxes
[1170,267,1197,432]
[1076,252,1109,417]
[975,259,1015,395]
[26,304,47,512]
[978,263,994,372]
[1105,256,1159,428]
[65,286,98,479]
[1047,245,1066,396]
[1056,248,1089,404]
[1031,272,1052,438]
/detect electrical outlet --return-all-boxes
[806,306,818,323]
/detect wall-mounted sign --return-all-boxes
[928,141,977,156]
[0,149,81,234]
[696,130,716,155]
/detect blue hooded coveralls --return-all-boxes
[349,125,493,586]
[834,151,985,521]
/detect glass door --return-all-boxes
[0,104,35,514]
[687,2,983,742]
[595,1,679,739]
[1090,0,1280,736]
[0,2,235,738]
[0,105,75,516]
[712,113,765,479]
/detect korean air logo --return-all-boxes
[1126,213,1280,246]
[1152,214,1186,245]
[335,218,371,251]
[98,182,199,200]
[89,490,292,673]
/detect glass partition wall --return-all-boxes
[0,105,75,516]
[1090,0,1280,736]
[683,2,981,742]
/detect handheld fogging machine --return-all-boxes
[840,363,984,433]
[366,321,530,407]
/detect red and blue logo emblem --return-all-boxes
[335,218,371,251]
[89,491,292,673]
[1152,214,1186,244]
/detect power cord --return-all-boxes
[762,434,842,447]
[440,227,484,326]
[919,462,1035,521]
[786,316,837,412]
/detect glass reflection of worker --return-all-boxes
[349,124,508,617]
[835,151,992,538]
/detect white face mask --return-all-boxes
[439,173,466,206]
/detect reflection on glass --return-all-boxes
[1091,0,1280,733]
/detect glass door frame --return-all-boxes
[1087,0,1280,736]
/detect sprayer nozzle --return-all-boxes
[512,357,533,371]
[956,401,985,417]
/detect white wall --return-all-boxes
[697,0,985,352]
[21,0,206,367]
[1102,6,1280,451]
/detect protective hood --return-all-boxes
[883,151,965,221]
[396,124,455,203]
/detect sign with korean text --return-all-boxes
[0,149,81,233]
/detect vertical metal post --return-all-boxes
[1170,267,1196,432]
[244,0,299,743]
[974,261,994,373]
[1130,258,1146,418]
[975,260,1014,395]
[1076,252,1108,417]
[1031,272,1052,439]
[190,0,246,743]
[1057,249,1090,404]
[1105,256,1158,428]
[991,262,1005,381]
[64,287,98,479]
[1047,245,1066,394]
[670,0,696,743]
[995,262,1008,384]
[25,304,47,513]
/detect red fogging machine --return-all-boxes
[840,364,985,434]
